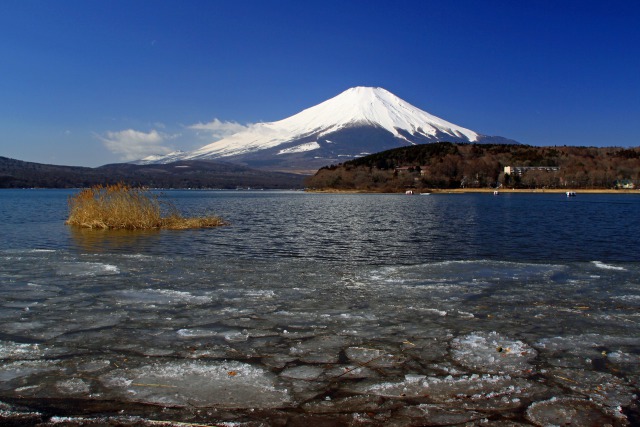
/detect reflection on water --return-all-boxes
[68,226,162,253]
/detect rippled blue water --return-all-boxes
[1,189,639,262]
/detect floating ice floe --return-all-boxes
[0,360,62,386]
[56,262,120,276]
[324,364,379,380]
[76,359,112,373]
[1,281,61,299]
[100,360,292,409]
[535,334,640,371]
[536,334,640,352]
[0,312,124,341]
[289,335,353,364]
[279,365,325,381]
[343,373,547,411]
[243,289,276,299]
[176,328,219,338]
[421,308,448,316]
[592,261,626,271]
[55,378,91,396]
[607,350,640,377]
[526,398,624,426]
[262,354,298,369]
[0,341,44,360]
[547,368,636,408]
[344,346,405,368]
[222,329,250,342]
[450,331,537,376]
[395,403,487,425]
[110,289,212,305]
[301,394,384,414]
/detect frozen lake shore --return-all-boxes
[0,251,638,426]
[1,191,639,425]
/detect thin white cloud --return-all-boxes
[188,118,249,140]
[98,129,176,161]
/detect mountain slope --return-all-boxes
[144,87,518,172]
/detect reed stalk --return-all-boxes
[65,184,226,230]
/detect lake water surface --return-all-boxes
[0,190,638,426]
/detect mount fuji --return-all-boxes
[142,87,518,172]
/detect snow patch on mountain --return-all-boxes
[277,141,321,155]
[139,151,187,163]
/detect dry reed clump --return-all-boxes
[65,183,226,230]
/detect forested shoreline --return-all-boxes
[304,143,640,192]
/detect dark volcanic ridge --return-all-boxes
[0,156,305,189]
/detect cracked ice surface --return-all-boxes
[546,368,636,407]
[0,360,62,385]
[100,360,292,409]
[526,398,625,426]
[0,248,638,425]
[450,331,537,376]
[343,373,547,408]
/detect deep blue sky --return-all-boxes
[1,0,639,166]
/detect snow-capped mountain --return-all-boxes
[142,87,518,172]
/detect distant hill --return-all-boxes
[304,142,640,192]
[0,157,305,189]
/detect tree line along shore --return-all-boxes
[304,143,640,193]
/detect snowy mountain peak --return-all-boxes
[296,86,479,141]
[142,87,517,171]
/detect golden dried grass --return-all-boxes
[65,183,226,230]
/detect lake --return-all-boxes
[0,189,638,426]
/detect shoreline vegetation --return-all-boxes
[65,183,226,230]
[307,188,640,194]
[305,142,640,193]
